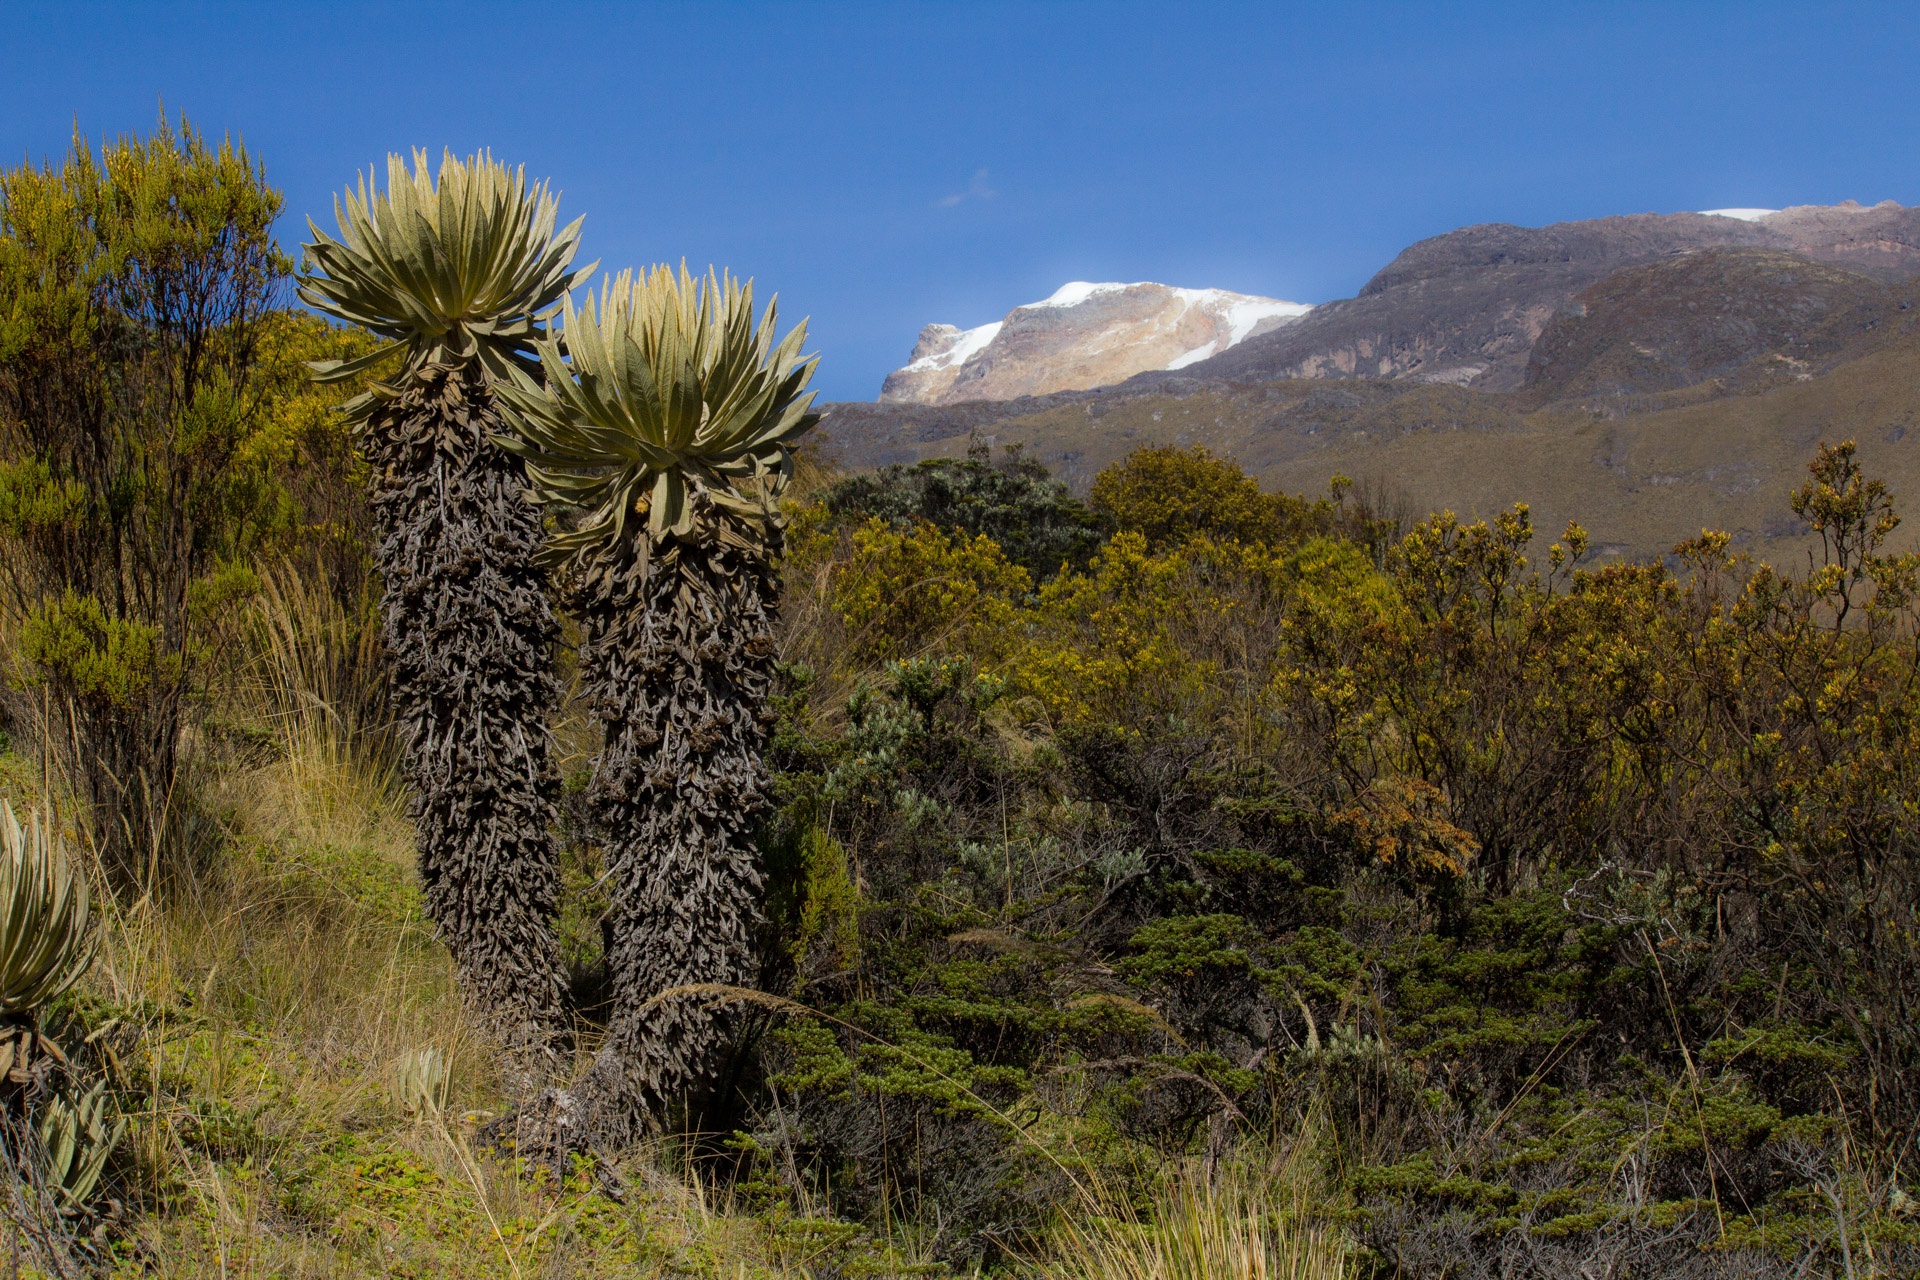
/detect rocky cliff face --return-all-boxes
[878,281,1310,404]
[1519,248,1900,403]
[1143,201,1920,392]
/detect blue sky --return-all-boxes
[3,1,1917,401]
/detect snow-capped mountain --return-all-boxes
[879,281,1311,404]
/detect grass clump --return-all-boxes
[1040,1135,1345,1280]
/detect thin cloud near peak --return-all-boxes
[937,168,996,208]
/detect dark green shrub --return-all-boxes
[821,440,1104,581]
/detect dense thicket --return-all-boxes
[743,440,1920,1276]
[0,119,289,886]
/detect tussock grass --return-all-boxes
[1039,1139,1348,1280]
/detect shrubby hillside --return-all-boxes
[6,379,1920,1280]
[3,124,1918,1280]
[751,438,1920,1277]
[824,206,1920,571]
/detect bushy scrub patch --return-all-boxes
[7,120,1920,1277]
[750,440,1920,1276]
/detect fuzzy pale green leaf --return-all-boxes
[0,802,93,1017]
[497,264,823,560]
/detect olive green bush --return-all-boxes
[0,117,290,887]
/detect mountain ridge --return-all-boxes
[1126,201,1920,392]
[819,200,1920,568]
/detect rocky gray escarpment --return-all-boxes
[1138,200,1920,393]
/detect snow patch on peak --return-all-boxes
[904,320,1003,373]
[881,279,1316,403]
[1017,282,1313,331]
[1219,295,1315,344]
[1162,344,1221,372]
[1022,281,1133,310]
[1163,292,1315,370]
[1700,208,1779,222]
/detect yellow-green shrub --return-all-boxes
[1089,444,1324,551]
[833,517,1031,663]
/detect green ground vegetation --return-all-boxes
[5,122,1920,1280]
[7,392,1918,1280]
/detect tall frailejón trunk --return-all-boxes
[569,501,781,1142]
[496,264,819,1147]
[365,361,567,1081]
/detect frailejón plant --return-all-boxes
[389,1047,451,1119]
[37,1079,125,1212]
[500,265,820,1138]
[0,802,93,1089]
[299,151,589,1083]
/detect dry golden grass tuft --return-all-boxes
[1038,1133,1348,1280]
